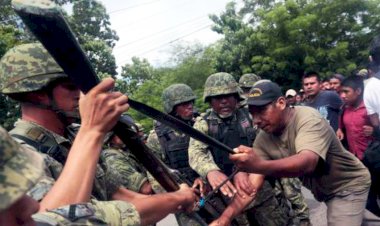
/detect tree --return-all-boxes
[210,0,380,88]
[69,0,119,76]
[119,57,155,95]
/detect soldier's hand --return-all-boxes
[177,183,198,213]
[192,178,205,197]
[79,78,129,134]
[230,145,263,173]
[233,172,255,198]
[207,170,236,198]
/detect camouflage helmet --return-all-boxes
[239,73,261,88]
[0,43,67,94]
[0,126,43,211]
[203,72,244,102]
[162,83,196,113]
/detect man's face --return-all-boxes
[286,95,296,105]
[249,98,286,134]
[0,195,39,226]
[329,78,341,92]
[340,86,361,106]
[174,100,194,120]
[51,79,80,121]
[303,76,321,97]
[241,87,251,98]
[322,81,331,90]
[210,94,238,118]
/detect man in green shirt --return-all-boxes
[212,81,380,226]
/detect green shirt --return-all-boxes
[253,106,371,201]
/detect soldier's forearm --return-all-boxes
[39,129,104,211]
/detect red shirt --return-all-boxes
[340,101,373,160]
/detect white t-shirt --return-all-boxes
[364,77,380,120]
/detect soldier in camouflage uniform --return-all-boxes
[239,77,311,225]
[0,43,199,225]
[238,73,261,108]
[100,115,153,194]
[239,73,261,98]
[188,72,291,226]
[0,96,140,225]
[147,84,211,225]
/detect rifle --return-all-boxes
[12,0,236,224]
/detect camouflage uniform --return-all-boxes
[0,43,141,225]
[189,72,291,226]
[100,147,149,193]
[146,84,208,226]
[0,125,140,226]
[239,77,311,225]
[239,73,261,89]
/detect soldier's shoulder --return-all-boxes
[193,115,209,131]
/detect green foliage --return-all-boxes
[0,0,118,128]
[210,0,380,89]
[122,45,217,131]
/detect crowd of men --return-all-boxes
[1,26,380,226]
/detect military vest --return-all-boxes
[9,120,112,201]
[154,121,199,182]
[204,108,256,175]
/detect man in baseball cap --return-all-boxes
[229,81,380,226]
[285,89,297,106]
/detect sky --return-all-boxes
[98,0,233,69]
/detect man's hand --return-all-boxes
[176,184,198,213]
[229,145,263,173]
[139,181,153,195]
[206,170,236,198]
[192,178,205,197]
[79,78,129,134]
[233,172,255,198]
[336,128,344,140]
[363,125,374,137]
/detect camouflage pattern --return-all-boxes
[274,178,311,225]
[203,72,245,102]
[189,116,292,226]
[146,130,202,226]
[162,83,196,113]
[188,116,223,178]
[32,199,140,226]
[0,126,44,211]
[100,148,149,192]
[135,123,144,133]
[0,43,66,94]
[246,182,291,226]
[239,73,261,88]
[10,119,121,200]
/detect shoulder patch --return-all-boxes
[48,204,95,222]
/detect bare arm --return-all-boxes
[39,78,128,211]
[113,184,198,226]
[230,145,320,178]
[210,174,265,226]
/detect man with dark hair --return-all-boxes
[322,78,332,90]
[330,74,345,92]
[336,76,373,160]
[302,71,342,131]
[212,81,380,226]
